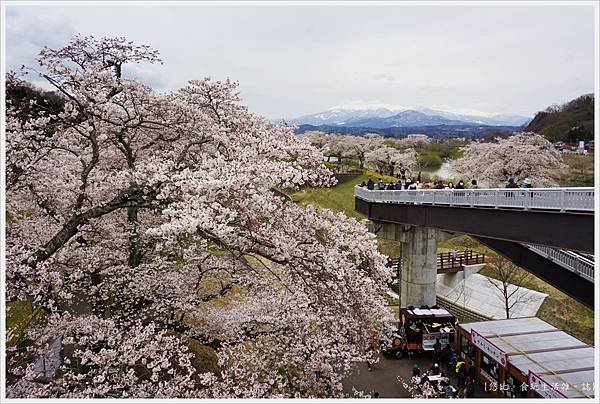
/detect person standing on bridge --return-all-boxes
[505,177,518,188]
[521,178,532,188]
[378,179,385,190]
[470,179,478,189]
[367,178,374,190]
[455,180,466,197]
[505,177,519,198]
[408,181,418,191]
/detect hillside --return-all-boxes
[525,94,594,142]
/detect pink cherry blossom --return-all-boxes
[5,36,392,398]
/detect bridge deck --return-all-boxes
[355,187,594,253]
[355,186,594,212]
[355,186,594,308]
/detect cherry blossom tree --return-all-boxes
[345,134,382,169]
[324,134,352,164]
[393,136,429,150]
[364,145,417,176]
[449,132,567,187]
[301,130,329,151]
[301,132,384,170]
[301,132,347,163]
[5,35,392,398]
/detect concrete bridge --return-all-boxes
[355,187,595,309]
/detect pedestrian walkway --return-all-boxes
[342,353,492,398]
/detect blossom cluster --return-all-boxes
[5,35,392,398]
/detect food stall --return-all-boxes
[384,306,456,358]
[456,317,595,399]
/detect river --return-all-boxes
[422,161,456,180]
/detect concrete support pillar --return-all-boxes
[371,220,454,308]
[399,226,439,308]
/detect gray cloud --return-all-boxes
[6,8,77,72]
[4,4,595,119]
[372,73,396,82]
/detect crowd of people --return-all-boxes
[405,348,477,398]
[409,362,455,398]
[360,176,534,190]
[360,178,476,191]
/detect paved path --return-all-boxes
[342,353,493,398]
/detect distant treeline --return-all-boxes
[525,94,594,142]
[295,124,520,139]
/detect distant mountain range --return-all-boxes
[295,124,522,139]
[292,106,531,128]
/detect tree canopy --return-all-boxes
[449,132,567,187]
[6,35,391,398]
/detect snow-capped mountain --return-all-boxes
[411,107,531,126]
[292,105,530,127]
[293,107,397,126]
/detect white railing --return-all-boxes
[524,244,595,282]
[355,186,595,212]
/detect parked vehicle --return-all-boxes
[383,306,457,359]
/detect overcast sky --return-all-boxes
[4,3,596,119]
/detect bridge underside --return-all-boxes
[355,198,594,253]
[474,237,594,309]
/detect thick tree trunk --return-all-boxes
[28,186,161,268]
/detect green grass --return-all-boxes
[291,170,396,220]
[438,234,496,256]
[559,154,594,187]
[377,239,401,258]
[6,300,34,329]
[292,171,404,260]
[6,300,47,347]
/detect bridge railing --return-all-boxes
[355,186,594,212]
[523,245,595,282]
[386,250,486,273]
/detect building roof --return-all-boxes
[490,330,587,355]
[539,370,595,398]
[459,317,595,399]
[509,347,595,376]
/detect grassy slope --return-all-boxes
[291,171,397,220]
[292,171,403,257]
[294,171,594,345]
[559,154,594,187]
